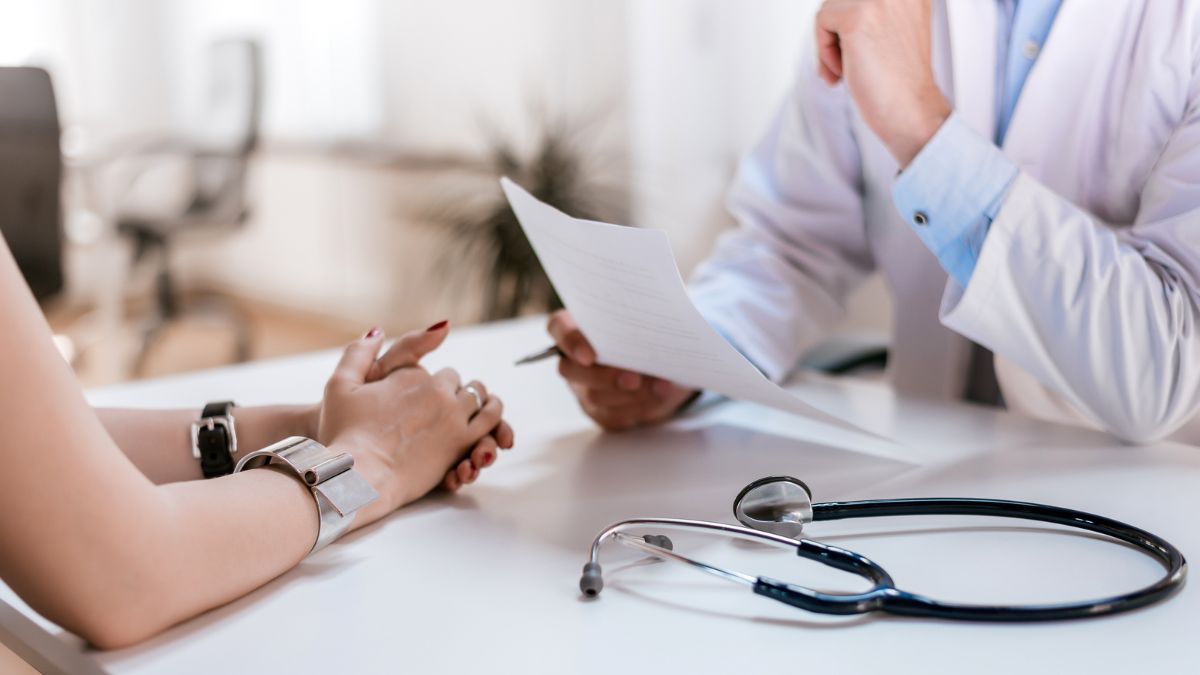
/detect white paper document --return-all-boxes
[502,178,879,437]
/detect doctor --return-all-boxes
[548,0,1200,443]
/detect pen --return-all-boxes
[515,345,563,366]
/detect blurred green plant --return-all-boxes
[427,117,628,321]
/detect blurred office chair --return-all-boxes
[0,67,64,303]
[114,38,262,374]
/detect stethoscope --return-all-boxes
[581,476,1187,621]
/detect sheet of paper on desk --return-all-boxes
[501,177,881,438]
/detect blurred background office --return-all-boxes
[0,0,889,387]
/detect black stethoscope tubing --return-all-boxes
[587,497,1187,621]
[764,497,1187,621]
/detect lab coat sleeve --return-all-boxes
[941,97,1200,443]
[688,64,873,383]
[892,115,1019,288]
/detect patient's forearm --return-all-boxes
[97,405,318,483]
[23,466,320,650]
[0,237,327,649]
[132,468,319,646]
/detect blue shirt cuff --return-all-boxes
[892,114,1019,288]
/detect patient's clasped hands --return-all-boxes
[313,321,514,530]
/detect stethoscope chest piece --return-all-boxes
[733,476,813,539]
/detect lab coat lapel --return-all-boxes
[999,0,1130,204]
[1000,0,1092,161]
[945,0,997,140]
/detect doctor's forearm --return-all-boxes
[97,405,319,483]
[943,175,1200,442]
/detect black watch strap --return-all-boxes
[194,401,237,479]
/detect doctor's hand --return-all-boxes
[815,0,951,167]
[548,310,699,431]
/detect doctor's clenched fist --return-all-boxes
[547,310,698,431]
[815,0,951,168]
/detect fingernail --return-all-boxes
[426,320,449,332]
[482,452,494,467]
[573,346,593,365]
[364,327,381,339]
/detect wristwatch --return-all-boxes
[234,437,379,553]
[191,401,238,478]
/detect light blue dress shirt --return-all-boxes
[892,0,1062,288]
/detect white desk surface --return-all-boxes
[2,316,1196,674]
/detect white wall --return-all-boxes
[159,0,630,156]
[377,0,627,155]
[627,0,819,271]
[625,0,889,334]
[161,0,384,144]
[0,0,174,141]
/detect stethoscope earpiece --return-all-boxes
[580,535,672,598]
[732,475,814,539]
[580,561,603,597]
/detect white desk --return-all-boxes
[2,316,1197,674]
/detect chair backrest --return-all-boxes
[0,67,62,302]
[188,39,262,224]
[194,39,262,156]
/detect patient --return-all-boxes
[0,236,514,648]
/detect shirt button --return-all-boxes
[913,211,930,227]
[1022,40,1040,60]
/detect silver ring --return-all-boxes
[462,384,484,415]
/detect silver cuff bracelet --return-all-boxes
[234,437,380,553]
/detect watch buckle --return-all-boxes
[190,415,238,459]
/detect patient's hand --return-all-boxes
[548,310,698,431]
[316,325,513,525]
[365,322,514,493]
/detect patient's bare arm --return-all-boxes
[97,404,318,483]
[0,238,513,649]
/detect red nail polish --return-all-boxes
[364,327,381,338]
[426,320,449,332]
[482,452,494,466]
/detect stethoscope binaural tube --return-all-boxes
[580,517,896,600]
[582,482,1188,622]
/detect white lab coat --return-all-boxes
[689,0,1200,444]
